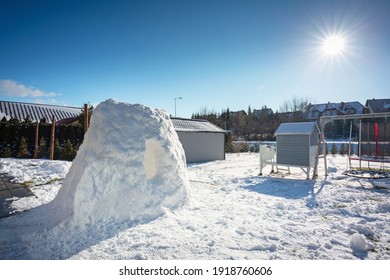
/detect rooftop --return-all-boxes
[365,98,390,113]
[171,118,226,133]
[275,122,319,135]
[0,100,82,123]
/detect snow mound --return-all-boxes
[349,233,373,254]
[49,99,189,227]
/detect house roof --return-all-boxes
[308,101,365,115]
[0,100,82,123]
[365,98,390,113]
[275,122,319,135]
[171,118,226,133]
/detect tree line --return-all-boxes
[192,97,311,142]
[191,96,357,149]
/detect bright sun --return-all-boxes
[322,35,346,56]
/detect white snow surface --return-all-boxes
[1,153,389,260]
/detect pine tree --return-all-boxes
[39,137,48,158]
[330,143,338,155]
[63,139,75,161]
[339,143,346,156]
[17,136,29,158]
[1,147,13,158]
[225,133,234,153]
[54,139,62,160]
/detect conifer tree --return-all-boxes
[17,136,29,158]
[63,139,75,161]
[225,133,234,153]
[330,143,338,155]
[54,139,62,160]
[339,143,346,156]
[39,137,48,158]
[1,147,13,158]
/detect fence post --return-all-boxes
[50,115,56,160]
[34,121,39,159]
[84,103,89,134]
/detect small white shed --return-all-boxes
[274,122,320,179]
[171,118,226,163]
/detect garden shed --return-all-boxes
[274,122,320,179]
[171,118,226,163]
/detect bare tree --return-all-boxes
[279,95,312,113]
[278,95,312,122]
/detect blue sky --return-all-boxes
[0,0,389,118]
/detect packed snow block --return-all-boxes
[50,99,189,227]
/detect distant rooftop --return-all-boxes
[308,101,365,114]
[171,118,226,133]
[0,100,82,123]
[365,98,390,113]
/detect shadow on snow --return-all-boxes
[0,202,153,260]
[241,176,328,208]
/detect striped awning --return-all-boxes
[0,101,82,123]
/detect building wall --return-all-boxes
[276,135,310,166]
[276,132,319,168]
[176,132,225,163]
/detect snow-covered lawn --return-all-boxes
[0,153,389,260]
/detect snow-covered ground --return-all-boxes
[0,153,389,260]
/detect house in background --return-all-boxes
[365,98,390,113]
[171,118,227,163]
[306,101,365,121]
[363,99,390,149]
[253,107,273,119]
[229,110,247,118]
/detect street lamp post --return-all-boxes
[174,97,182,117]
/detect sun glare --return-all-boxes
[322,35,346,56]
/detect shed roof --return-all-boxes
[0,100,82,123]
[275,122,319,135]
[171,118,226,133]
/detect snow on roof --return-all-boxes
[171,118,226,133]
[274,122,319,135]
[0,100,82,123]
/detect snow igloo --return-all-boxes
[49,99,189,227]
